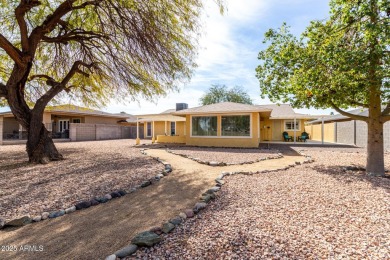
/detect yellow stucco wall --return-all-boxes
[185,113,260,148]
[157,135,186,143]
[305,123,335,142]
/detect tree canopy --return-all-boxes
[256,0,389,176]
[200,84,253,105]
[0,0,223,163]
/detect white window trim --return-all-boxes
[284,119,300,131]
[146,122,152,137]
[189,114,252,139]
[170,121,176,135]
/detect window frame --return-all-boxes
[190,115,218,137]
[146,122,152,137]
[170,121,176,135]
[284,119,300,131]
[221,115,252,138]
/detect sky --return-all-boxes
[0,0,334,115]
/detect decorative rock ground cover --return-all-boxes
[167,146,283,166]
[0,146,170,229]
[131,146,390,259]
[0,140,161,222]
[104,149,312,259]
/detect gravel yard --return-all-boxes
[134,145,390,259]
[0,140,161,221]
[168,146,280,164]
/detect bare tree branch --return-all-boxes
[0,82,7,98]
[0,34,24,66]
[42,30,105,44]
[15,0,41,52]
[29,74,58,87]
[330,101,368,122]
[33,61,95,113]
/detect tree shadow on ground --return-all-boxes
[312,165,390,192]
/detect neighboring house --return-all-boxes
[305,108,390,150]
[0,105,135,145]
[135,102,318,147]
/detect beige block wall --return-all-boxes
[305,122,335,142]
[96,124,122,140]
[185,112,260,148]
[70,123,96,141]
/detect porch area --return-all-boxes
[135,114,187,145]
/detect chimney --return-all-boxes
[176,103,188,111]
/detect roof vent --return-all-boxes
[176,103,188,111]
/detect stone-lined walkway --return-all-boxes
[0,149,304,260]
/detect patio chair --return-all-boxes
[298,132,310,142]
[282,132,293,142]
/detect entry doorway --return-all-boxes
[272,120,282,141]
[58,119,70,132]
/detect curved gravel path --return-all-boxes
[0,149,303,260]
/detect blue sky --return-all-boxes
[1,0,334,115]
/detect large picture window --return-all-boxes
[192,116,217,136]
[284,120,300,131]
[221,115,250,136]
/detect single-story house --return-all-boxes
[305,108,390,150]
[135,102,318,147]
[0,105,136,145]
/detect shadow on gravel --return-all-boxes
[312,165,390,192]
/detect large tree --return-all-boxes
[200,84,253,105]
[256,0,389,176]
[0,0,223,163]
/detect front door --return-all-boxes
[272,120,282,141]
[58,119,70,132]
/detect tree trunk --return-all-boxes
[26,113,63,164]
[366,115,385,177]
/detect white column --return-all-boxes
[19,124,23,140]
[136,118,140,145]
[321,117,324,145]
[294,117,296,144]
[258,113,261,143]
